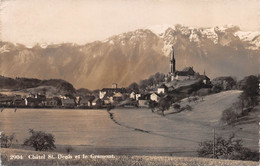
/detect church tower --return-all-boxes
[170,46,176,74]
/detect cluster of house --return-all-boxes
[97,82,172,108]
[0,66,211,109]
[129,84,169,107]
[0,93,58,108]
[0,95,25,107]
[0,93,102,108]
[0,46,213,109]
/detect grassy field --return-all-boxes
[0,90,258,162]
[111,90,258,151]
[1,148,258,166]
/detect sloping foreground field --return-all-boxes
[1,148,258,166]
[111,90,258,151]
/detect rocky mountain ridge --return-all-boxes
[0,25,259,89]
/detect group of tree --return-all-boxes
[198,134,259,161]
[0,133,16,148]
[148,95,173,116]
[0,75,76,94]
[127,82,139,93]
[238,75,259,108]
[1,130,56,151]
[221,75,259,125]
[23,129,56,151]
[2,129,76,154]
[138,73,165,90]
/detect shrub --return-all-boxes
[23,129,56,151]
[228,147,259,161]
[221,107,239,125]
[212,85,222,93]
[173,104,181,110]
[185,105,192,111]
[0,133,16,148]
[197,134,259,161]
[192,97,199,103]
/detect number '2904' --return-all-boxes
[10,155,23,160]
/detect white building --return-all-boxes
[135,94,141,100]
[130,92,136,99]
[150,93,161,102]
[157,84,168,94]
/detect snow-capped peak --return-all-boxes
[40,43,49,49]
[234,31,260,49]
[145,24,174,37]
[0,45,10,53]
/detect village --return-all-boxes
[0,47,212,110]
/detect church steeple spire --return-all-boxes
[170,46,176,74]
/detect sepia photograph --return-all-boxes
[0,0,259,165]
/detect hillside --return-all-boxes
[1,148,258,166]
[0,75,75,95]
[111,90,258,151]
[0,25,259,89]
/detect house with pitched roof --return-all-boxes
[150,92,161,102]
[157,84,168,94]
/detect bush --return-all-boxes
[0,133,16,148]
[185,105,192,111]
[192,97,199,103]
[197,134,259,161]
[23,129,56,151]
[173,104,180,110]
[228,147,259,161]
[212,85,222,93]
[221,107,239,125]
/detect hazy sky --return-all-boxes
[1,0,259,46]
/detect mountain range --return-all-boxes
[0,25,259,89]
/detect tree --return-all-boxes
[127,82,139,92]
[157,96,171,116]
[154,72,165,84]
[241,75,258,107]
[23,129,56,151]
[139,79,149,90]
[197,134,259,161]
[0,133,16,148]
[148,100,157,112]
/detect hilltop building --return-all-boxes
[170,46,176,77]
[174,67,196,80]
[168,46,211,86]
[169,46,195,81]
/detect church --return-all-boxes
[169,47,196,81]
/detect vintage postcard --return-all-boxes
[0,0,259,165]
